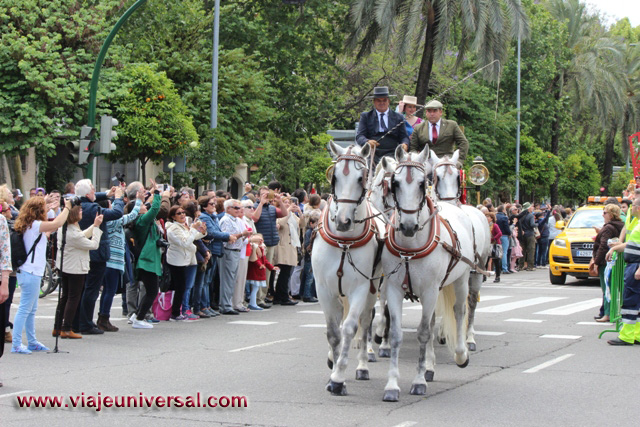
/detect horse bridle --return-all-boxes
[329,148,369,220]
[432,160,462,201]
[391,159,438,230]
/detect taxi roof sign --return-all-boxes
[587,196,622,204]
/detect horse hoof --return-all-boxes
[437,337,446,345]
[457,357,470,369]
[383,389,400,402]
[356,369,369,380]
[368,352,377,363]
[374,334,383,345]
[424,370,435,382]
[468,342,476,352]
[327,358,333,370]
[410,383,427,395]
[378,348,390,358]
[327,380,347,396]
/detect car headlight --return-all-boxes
[553,239,566,248]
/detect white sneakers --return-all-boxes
[131,315,153,329]
[128,313,136,324]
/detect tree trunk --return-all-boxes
[602,123,617,193]
[8,155,24,193]
[0,155,7,186]
[414,2,438,112]
[140,157,147,183]
[549,72,564,206]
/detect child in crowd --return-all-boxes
[246,234,278,311]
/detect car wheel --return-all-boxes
[549,270,566,285]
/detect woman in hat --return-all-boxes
[397,95,423,137]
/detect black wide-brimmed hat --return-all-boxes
[367,86,396,99]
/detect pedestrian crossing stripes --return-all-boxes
[227,321,276,326]
[534,298,601,315]
[477,297,567,313]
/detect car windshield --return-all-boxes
[567,208,605,229]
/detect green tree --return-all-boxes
[558,150,600,205]
[346,0,529,106]
[100,64,198,182]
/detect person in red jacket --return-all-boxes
[246,234,279,311]
[486,212,503,283]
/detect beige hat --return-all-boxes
[401,95,420,106]
[425,99,443,109]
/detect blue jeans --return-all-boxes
[301,257,316,299]
[13,271,41,348]
[182,265,197,314]
[536,238,549,266]
[99,267,122,316]
[500,236,511,272]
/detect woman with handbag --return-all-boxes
[54,206,103,339]
[591,204,624,322]
[165,205,206,321]
[486,212,503,283]
[273,197,300,305]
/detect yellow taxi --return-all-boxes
[548,197,615,284]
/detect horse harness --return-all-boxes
[329,146,368,212]
[432,159,463,202]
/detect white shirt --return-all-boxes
[20,220,48,276]
[428,120,442,142]
[377,109,390,133]
[220,213,245,250]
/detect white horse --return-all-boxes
[381,145,474,402]
[312,142,382,396]
[430,150,491,352]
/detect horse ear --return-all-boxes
[416,145,430,164]
[428,150,440,166]
[395,145,407,162]
[328,141,344,159]
[451,149,460,165]
[360,143,371,159]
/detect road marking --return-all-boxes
[402,328,417,333]
[577,321,612,325]
[505,318,545,323]
[479,295,511,302]
[229,338,299,353]
[540,334,581,340]
[34,316,55,319]
[483,285,573,291]
[0,390,34,400]
[227,321,277,326]
[523,354,574,373]
[297,310,324,314]
[300,324,326,328]
[477,297,566,313]
[534,298,602,315]
[392,422,418,427]
[475,331,506,336]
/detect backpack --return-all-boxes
[10,229,43,271]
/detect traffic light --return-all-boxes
[78,125,97,165]
[67,140,80,163]
[99,115,118,154]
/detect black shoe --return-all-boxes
[80,327,104,335]
[635,340,640,345]
[279,300,299,306]
[291,294,301,300]
[303,297,318,303]
[508,270,516,274]
[221,310,239,315]
[493,278,500,283]
[607,338,633,346]
[257,303,271,309]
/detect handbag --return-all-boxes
[534,226,541,239]
[491,243,503,260]
[158,259,172,293]
[588,262,599,277]
[152,291,174,321]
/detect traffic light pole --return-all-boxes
[85,0,149,180]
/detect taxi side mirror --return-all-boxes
[555,220,565,230]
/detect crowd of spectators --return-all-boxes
[0,179,323,357]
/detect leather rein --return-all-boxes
[432,160,462,202]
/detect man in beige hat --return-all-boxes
[356,86,410,164]
[409,99,469,164]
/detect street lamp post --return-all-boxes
[515,29,521,203]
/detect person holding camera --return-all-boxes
[11,197,71,354]
[53,206,103,339]
[73,179,125,335]
[165,205,206,321]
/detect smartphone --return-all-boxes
[157,184,166,192]
[186,216,193,227]
[267,190,275,201]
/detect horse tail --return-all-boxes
[436,284,469,357]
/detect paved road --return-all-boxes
[0,268,636,426]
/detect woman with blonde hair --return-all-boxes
[12,197,71,353]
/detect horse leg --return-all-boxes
[410,287,438,395]
[367,306,377,363]
[330,286,369,395]
[374,281,387,344]
[320,294,344,393]
[425,312,436,382]
[383,283,404,402]
[452,276,470,367]
[378,304,392,357]
[355,292,377,380]
[466,273,482,352]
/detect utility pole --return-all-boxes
[515,30,521,203]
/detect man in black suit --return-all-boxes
[356,86,410,164]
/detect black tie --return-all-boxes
[380,113,388,132]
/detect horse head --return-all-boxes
[328,141,371,232]
[391,144,433,237]
[429,150,461,202]
[369,156,397,217]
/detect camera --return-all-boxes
[65,196,82,207]
[111,171,126,184]
[156,238,169,253]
